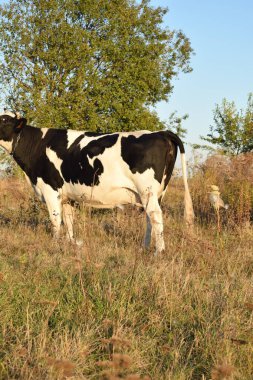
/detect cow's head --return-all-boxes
[0,110,27,153]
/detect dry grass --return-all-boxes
[0,161,253,379]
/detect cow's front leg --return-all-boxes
[62,202,83,246]
[62,202,74,241]
[43,189,62,239]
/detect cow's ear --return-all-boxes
[15,118,27,131]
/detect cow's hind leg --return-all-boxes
[142,194,165,256]
[144,214,152,249]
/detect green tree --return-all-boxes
[0,0,193,132]
[201,94,253,155]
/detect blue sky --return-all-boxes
[150,0,253,146]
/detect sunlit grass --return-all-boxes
[0,172,253,379]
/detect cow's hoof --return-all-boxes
[68,237,83,246]
[154,248,165,257]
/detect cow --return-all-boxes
[0,110,194,255]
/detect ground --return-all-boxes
[0,175,253,379]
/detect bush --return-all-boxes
[189,153,253,227]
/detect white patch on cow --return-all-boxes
[131,168,161,198]
[66,130,84,149]
[46,147,63,174]
[41,128,48,139]
[78,134,108,150]
[87,155,95,167]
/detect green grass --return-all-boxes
[0,177,253,379]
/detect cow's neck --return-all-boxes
[11,126,40,175]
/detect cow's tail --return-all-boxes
[166,131,195,227]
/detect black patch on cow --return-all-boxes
[163,143,177,190]
[13,127,65,190]
[84,131,104,137]
[61,134,119,186]
[43,128,69,158]
[121,131,177,184]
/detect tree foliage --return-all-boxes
[201,94,253,155]
[0,0,193,132]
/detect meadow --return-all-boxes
[0,154,253,379]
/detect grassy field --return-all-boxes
[0,167,253,379]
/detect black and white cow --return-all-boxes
[0,110,194,255]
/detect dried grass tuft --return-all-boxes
[211,362,235,380]
[46,357,75,377]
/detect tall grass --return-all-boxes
[0,155,253,379]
